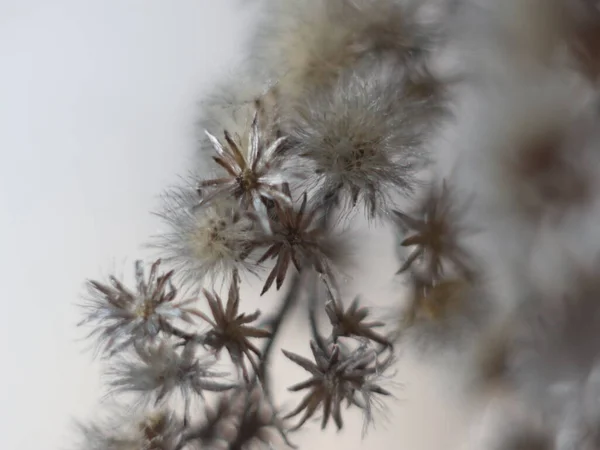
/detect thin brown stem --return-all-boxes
[255,270,305,397]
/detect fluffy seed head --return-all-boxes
[285,62,431,218]
[196,74,281,164]
[79,259,202,356]
[153,187,259,287]
[107,340,236,406]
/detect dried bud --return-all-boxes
[107,340,236,405]
[392,180,475,280]
[256,189,350,295]
[197,275,271,382]
[325,295,390,347]
[282,341,392,431]
[153,189,260,286]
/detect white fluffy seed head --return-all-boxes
[152,187,259,288]
[284,61,435,218]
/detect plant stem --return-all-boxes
[255,270,304,398]
[308,273,330,352]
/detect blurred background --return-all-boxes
[0,1,471,448]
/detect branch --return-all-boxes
[255,269,305,397]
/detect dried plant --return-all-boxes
[391,180,475,280]
[255,189,347,295]
[198,274,271,382]
[72,0,600,449]
[198,110,290,232]
[282,341,392,431]
[79,260,202,356]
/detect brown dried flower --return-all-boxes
[198,109,290,231]
[392,180,473,280]
[257,190,344,295]
[325,295,390,347]
[76,410,184,450]
[197,274,271,382]
[282,341,392,431]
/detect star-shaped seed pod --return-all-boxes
[197,273,271,382]
[325,295,390,347]
[392,180,474,280]
[198,109,290,231]
[282,341,391,431]
[257,189,345,295]
[79,259,202,356]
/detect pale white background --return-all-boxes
[0,1,471,448]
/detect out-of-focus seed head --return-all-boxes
[561,0,600,82]
[470,320,517,396]
[398,271,490,354]
[74,409,184,450]
[256,189,352,295]
[251,0,440,103]
[197,75,282,163]
[153,188,260,287]
[392,180,475,280]
[79,259,202,356]
[492,424,553,450]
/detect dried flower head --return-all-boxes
[256,190,347,295]
[282,340,392,431]
[251,0,438,102]
[285,62,428,218]
[154,189,259,286]
[79,260,201,356]
[197,275,271,382]
[198,109,290,231]
[75,410,184,450]
[392,180,474,280]
[107,340,236,405]
[325,295,390,347]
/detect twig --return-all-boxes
[255,270,305,398]
[308,274,330,353]
[161,321,204,343]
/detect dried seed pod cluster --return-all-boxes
[73,0,600,449]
